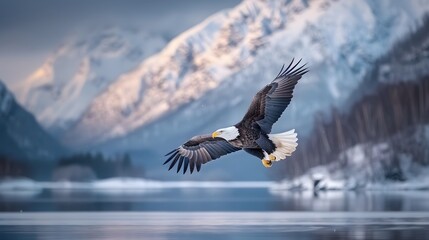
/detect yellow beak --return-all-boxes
[212,131,220,138]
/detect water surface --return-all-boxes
[1,187,429,239]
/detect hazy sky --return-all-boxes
[0,0,240,88]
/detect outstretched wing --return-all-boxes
[163,134,241,174]
[239,59,308,133]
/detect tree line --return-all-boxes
[279,74,429,179]
[0,152,141,180]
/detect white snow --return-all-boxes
[0,177,273,191]
[0,178,43,191]
[1,174,428,193]
[272,126,429,191]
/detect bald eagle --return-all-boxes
[164,59,308,174]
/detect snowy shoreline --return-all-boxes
[0,177,428,192]
[0,178,273,191]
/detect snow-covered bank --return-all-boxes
[0,177,273,191]
[272,127,429,192]
[271,170,429,192]
[2,175,429,193]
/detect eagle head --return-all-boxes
[212,126,239,141]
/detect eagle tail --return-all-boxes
[267,129,298,161]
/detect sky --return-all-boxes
[0,0,240,89]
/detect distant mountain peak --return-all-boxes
[0,80,14,115]
[15,27,167,134]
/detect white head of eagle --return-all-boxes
[212,126,239,141]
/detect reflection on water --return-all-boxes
[1,188,429,239]
[1,212,429,240]
[1,187,429,212]
[2,225,428,240]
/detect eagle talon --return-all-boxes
[262,159,272,168]
[268,154,276,161]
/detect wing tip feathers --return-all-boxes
[274,58,309,82]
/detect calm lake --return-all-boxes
[1,186,429,239]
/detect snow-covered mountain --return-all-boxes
[15,27,166,134]
[0,81,64,161]
[60,0,429,153]
[273,17,429,186]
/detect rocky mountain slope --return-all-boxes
[0,81,64,161]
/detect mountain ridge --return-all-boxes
[0,80,64,161]
[15,27,166,135]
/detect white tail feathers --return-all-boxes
[268,129,298,161]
